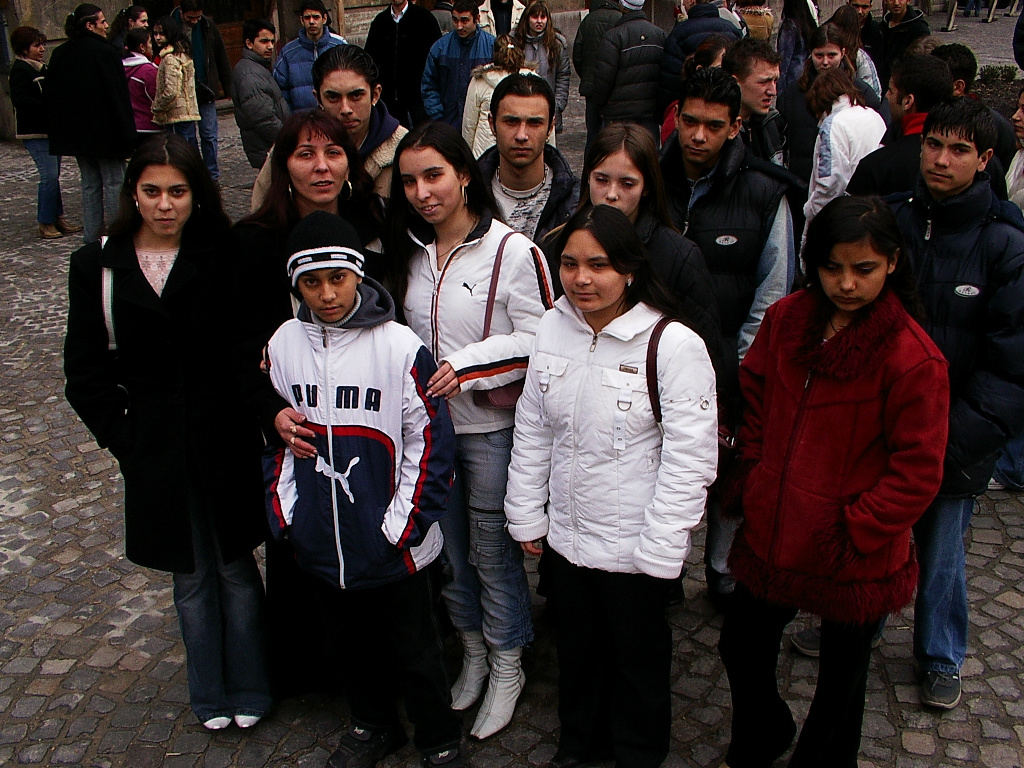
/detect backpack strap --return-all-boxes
[99,236,116,352]
[647,317,675,424]
[480,232,515,340]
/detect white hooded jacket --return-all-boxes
[504,297,719,578]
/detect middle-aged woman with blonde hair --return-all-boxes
[64,134,272,732]
[382,120,553,741]
[506,204,718,768]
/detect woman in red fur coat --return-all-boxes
[717,195,950,768]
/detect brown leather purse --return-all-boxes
[472,232,524,410]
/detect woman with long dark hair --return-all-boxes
[777,0,818,93]
[506,204,719,768]
[108,4,149,52]
[64,134,272,731]
[513,1,570,133]
[382,121,552,740]
[718,195,948,767]
[44,3,136,243]
[150,16,200,149]
[234,107,382,698]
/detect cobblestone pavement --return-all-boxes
[2,13,1024,768]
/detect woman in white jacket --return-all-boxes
[801,67,885,247]
[382,121,554,741]
[505,205,719,768]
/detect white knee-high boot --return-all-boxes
[450,630,489,710]
[470,646,524,739]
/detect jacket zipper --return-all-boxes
[322,327,346,589]
[569,330,600,559]
[767,370,813,572]
[429,239,475,361]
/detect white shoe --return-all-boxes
[988,477,1007,491]
[234,714,262,728]
[470,646,525,740]
[203,716,231,730]
[451,630,489,710]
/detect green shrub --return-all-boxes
[999,64,1019,82]
[978,65,1001,85]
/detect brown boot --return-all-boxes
[39,223,64,239]
[56,216,83,234]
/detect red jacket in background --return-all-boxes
[730,288,949,624]
[123,53,161,134]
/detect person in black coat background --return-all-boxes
[364,0,442,127]
[64,134,272,732]
[45,4,136,244]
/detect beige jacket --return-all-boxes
[462,65,536,158]
[152,49,200,125]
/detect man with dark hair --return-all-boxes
[476,74,578,243]
[849,0,883,67]
[931,43,1016,170]
[273,0,346,112]
[887,96,1024,710]
[422,0,495,128]
[847,55,954,197]
[173,0,231,180]
[658,0,743,112]
[878,0,929,91]
[364,0,442,128]
[661,67,795,606]
[585,0,667,142]
[574,0,622,155]
[721,37,786,166]
[231,20,289,170]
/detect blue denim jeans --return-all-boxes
[167,121,200,154]
[704,495,738,595]
[75,157,125,243]
[992,434,1024,490]
[440,428,534,651]
[197,101,220,180]
[172,511,273,721]
[24,139,64,225]
[912,495,976,675]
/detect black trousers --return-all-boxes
[314,567,462,753]
[547,549,672,768]
[718,584,877,768]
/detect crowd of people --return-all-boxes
[8,0,1024,766]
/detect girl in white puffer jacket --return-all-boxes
[505,205,719,768]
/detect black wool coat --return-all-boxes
[364,3,442,126]
[64,228,267,573]
[44,31,136,159]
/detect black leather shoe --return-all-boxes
[328,724,408,768]
[546,755,590,768]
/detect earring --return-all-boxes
[461,185,468,206]
[626,277,633,287]
[287,184,294,199]
[340,179,353,202]
[134,199,140,211]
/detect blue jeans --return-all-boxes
[992,434,1024,490]
[440,428,534,651]
[704,495,738,595]
[24,138,64,225]
[197,100,220,180]
[172,511,273,721]
[912,495,976,675]
[167,121,200,154]
[75,157,125,243]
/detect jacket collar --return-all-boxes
[554,294,663,342]
[616,10,648,24]
[478,144,575,198]
[910,174,996,231]
[359,101,401,158]
[407,208,495,250]
[122,52,152,68]
[240,47,272,69]
[786,288,909,381]
[900,111,927,137]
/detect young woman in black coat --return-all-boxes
[64,134,272,732]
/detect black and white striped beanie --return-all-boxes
[286,210,365,286]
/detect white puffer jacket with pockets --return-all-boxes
[505,297,719,578]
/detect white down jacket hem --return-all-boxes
[505,297,720,579]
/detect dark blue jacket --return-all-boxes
[890,177,1024,496]
[273,28,347,111]
[658,3,743,109]
[421,27,495,127]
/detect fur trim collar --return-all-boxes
[784,289,908,382]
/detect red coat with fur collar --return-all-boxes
[729,289,949,624]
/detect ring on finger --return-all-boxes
[290,436,296,445]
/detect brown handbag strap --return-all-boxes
[481,232,515,340]
[647,317,675,424]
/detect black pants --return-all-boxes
[718,584,877,768]
[547,549,671,768]
[314,567,461,753]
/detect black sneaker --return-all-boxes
[328,724,408,768]
[421,745,468,768]
[791,626,821,657]
[921,670,961,709]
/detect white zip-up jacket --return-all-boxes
[404,213,554,435]
[263,281,456,590]
[504,297,719,578]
